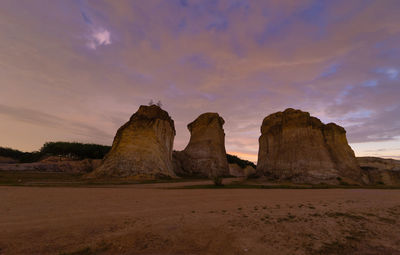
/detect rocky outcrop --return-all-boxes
[229,163,243,177]
[358,157,400,185]
[0,156,18,164]
[257,108,362,184]
[229,163,256,178]
[0,159,101,173]
[173,113,229,177]
[90,105,176,179]
[244,165,256,177]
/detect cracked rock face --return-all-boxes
[257,108,362,184]
[358,157,400,185]
[91,105,176,179]
[173,113,229,177]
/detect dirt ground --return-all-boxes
[1,181,400,255]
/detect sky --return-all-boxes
[0,0,399,162]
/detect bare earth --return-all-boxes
[1,182,400,255]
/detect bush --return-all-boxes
[227,154,256,169]
[0,142,111,163]
[212,176,223,186]
[40,142,110,159]
[0,147,25,159]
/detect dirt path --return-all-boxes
[1,185,400,254]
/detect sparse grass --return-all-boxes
[212,176,223,186]
[175,183,400,189]
[59,247,93,255]
[378,217,396,224]
[277,213,296,222]
[59,241,110,255]
[325,212,366,221]
[0,171,210,187]
[2,171,400,189]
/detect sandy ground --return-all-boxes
[1,182,400,255]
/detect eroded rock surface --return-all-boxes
[173,113,229,177]
[91,105,176,179]
[229,163,243,177]
[0,156,18,164]
[0,159,101,173]
[257,108,362,184]
[358,157,400,185]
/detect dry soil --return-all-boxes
[1,182,400,255]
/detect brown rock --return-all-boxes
[358,157,400,185]
[229,164,256,178]
[0,156,18,164]
[90,105,176,179]
[257,108,362,184]
[173,113,229,177]
[244,165,256,177]
[0,159,101,173]
[229,163,244,177]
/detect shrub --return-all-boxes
[40,142,110,159]
[212,176,223,186]
[1,142,111,163]
[226,154,256,168]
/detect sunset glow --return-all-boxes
[1,0,399,161]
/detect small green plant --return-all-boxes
[212,176,223,186]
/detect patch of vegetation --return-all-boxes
[59,241,110,255]
[277,213,296,222]
[175,183,400,190]
[325,212,366,221]
[378,216,396,224]
[226,154,256,168]
[40,142,110,159]
[0,171,205,187]
[59,247,93,255]
[0,142,111,163]
[315,240,349,255]
[0,147,42,163]
[212,176,223,186]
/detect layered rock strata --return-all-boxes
[257,108,362,184]
[91,105,176,179]
[173,113,229,177]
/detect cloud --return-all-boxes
[377,67,399,80]
[87,27,111,49]
[0,104,113,142]
[386,68,399,80]
[81,11,92,25]
[0,0,399,160]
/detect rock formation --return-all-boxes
[173,113,229,177]
[90,105,176,179]
[244,165,256,177]
[358,157,400,185]
[0,158,101,173]
[229,163,243,177]
[0,156,18,164]
[257,108,362,184]
[229,163,256,178]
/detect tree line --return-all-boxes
[1,142,256,168]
